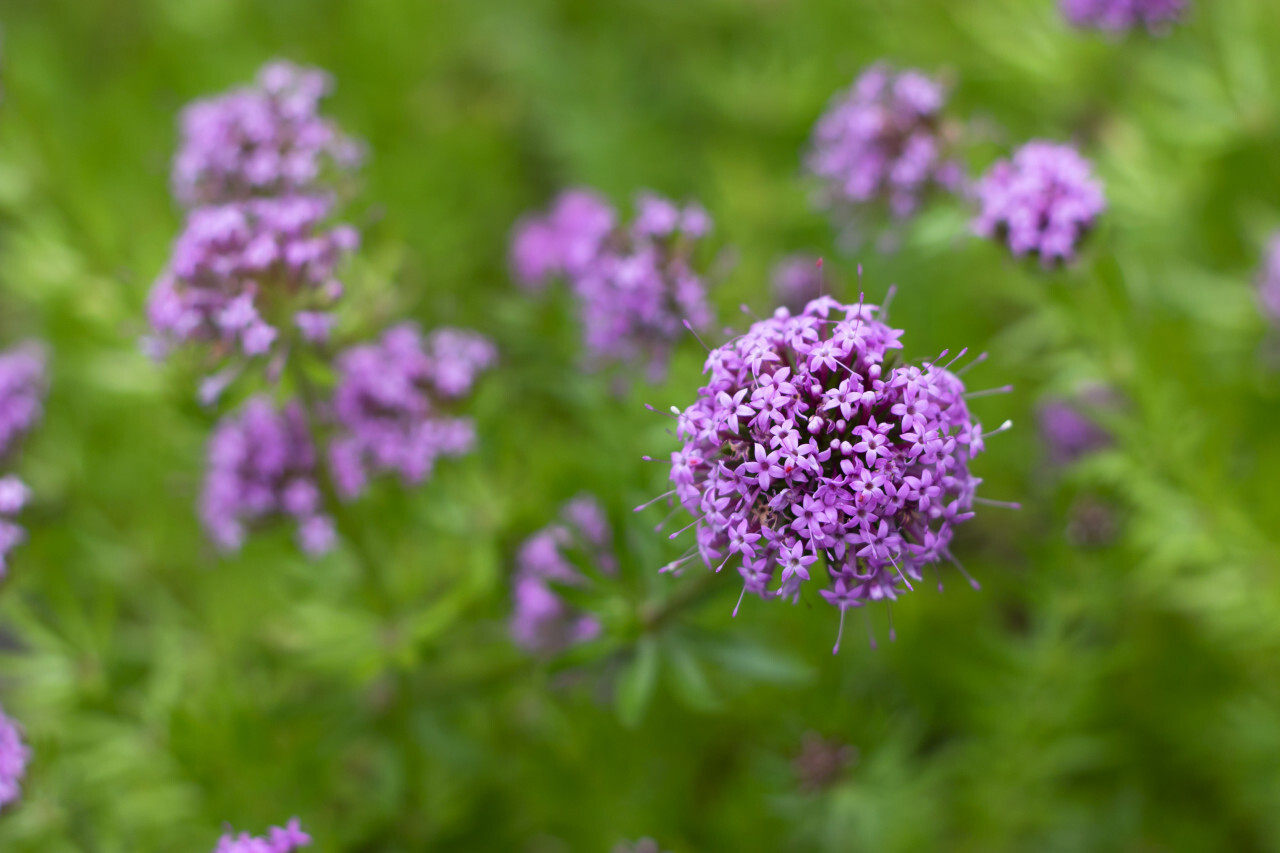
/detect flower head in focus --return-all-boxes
[328,323,495,501]
[808,64,964,222]
[0,706,30,809]
[175,61,362,207]
[200,397,333,556]
[212,818,311,853]
[1061,0,1188,33]
[510,495,615,655]
[973,141,1106,266]
[652,295,1007,652]
[510,189,715,381]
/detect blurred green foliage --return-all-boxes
[2,0,1280,850]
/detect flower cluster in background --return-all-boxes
[174,61,361,207]
[807,64,963,221]
[1060,0,1188,33]
[658,296,995,652]
[511,190,714,381]
[1037,386,1117,466]
[770,254,827,314]
[212,818,311,853]
[0,343,46,574]
[973,141,1106,266]
[329,323,496,500]
[0,708,30,810]
[147,63,494,556]
[510,495,615,654]
[200,397,332,555]
[146,197,358,363]
[1256,232,1280,326]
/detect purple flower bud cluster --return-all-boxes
[174,61,361,207]
[973,141,1106,266]
[660,296,995,652]
[147,196,358,361]
[1038,386,1116,465]
[0,343,47,574]
[212,818,311,853]
[771,254,827,314]
[1061,0,1187,33]
[511,190,714,380]
[1256,233,1280,325]
[0,707,30,809]
[808,64,963,220]
[510,495,615,654]
[200,397,334,556]
[329,324,496,500]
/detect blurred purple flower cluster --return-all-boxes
[200,397,334,556]
[973,141,1106,266]
[511,190,714,380]
[0,343,47,574]
[212,818,311,853]
[1038,386,1116,466]
[511,495,615,654]
[147,197,358,361]
[1256,232,1280,325]
[0,707,30,809]
[149,63,493,556]
[329,323,496,500]
[1061,0,1187,33]
[659,295,996,651]
[807,64,963,221]
[174,61,361,207]
[771,254,827,314]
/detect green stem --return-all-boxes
[286,351,394,618]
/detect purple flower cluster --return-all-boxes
[771,254,827,314]
[1256,233,1280,325]
[147,197,358,361]
[329,324,496,500]
[0,343,47,460]
[0,343,47,574]
[660,296,996,652]
[808,64,963,220]
[200,397,334,556]
[174,61,361,207]
[1038,387,1116,465]
[511,190,714,380]
[0,707,30,809]
[1061,0,1187,33]
[511,495,615,654]
[212,818,311,853]
[973,141,1106,266]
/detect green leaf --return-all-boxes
[666,642,721,712]
[615,636,660,728]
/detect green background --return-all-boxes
[2,0,1280,850]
